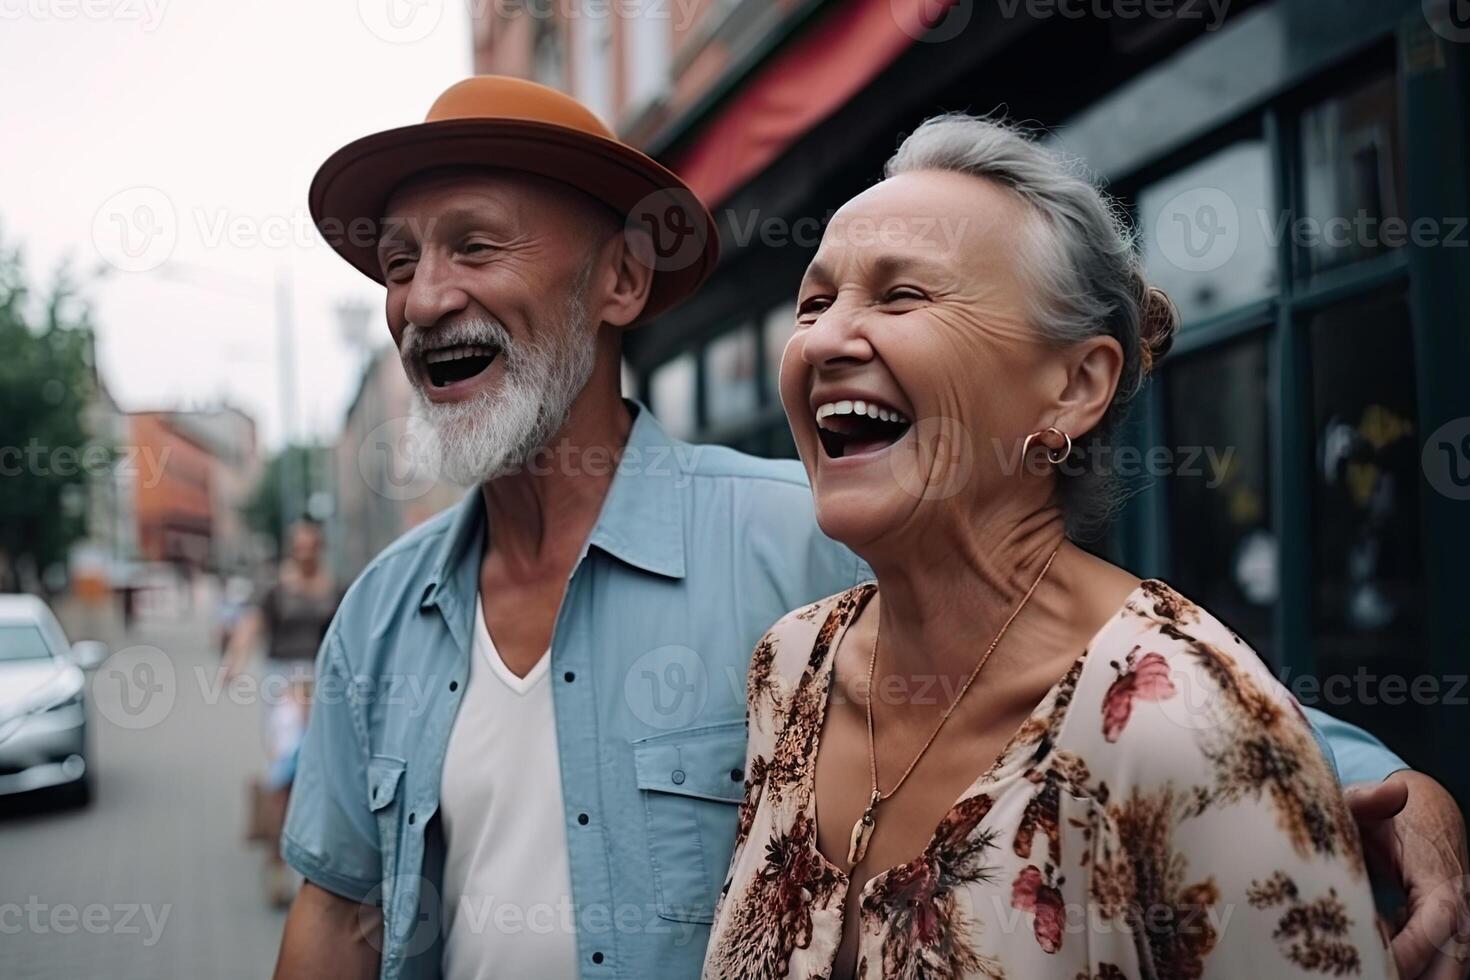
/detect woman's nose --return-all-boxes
[800,304,873,368]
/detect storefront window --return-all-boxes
[650,352,697,440]
[1308,291,1424,756]
[1162,333,1276,664]
[1137,139,1277,324]
[1299,72,1404,277]
[704,324,759,427]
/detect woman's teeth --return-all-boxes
[814,399,913,459]
[814,400,909,424]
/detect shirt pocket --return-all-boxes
[630,719,747,924]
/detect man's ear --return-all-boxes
[1052,334,1124,440]
[591,228,656,329]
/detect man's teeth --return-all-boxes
[814,400,909,425]
[423,344,496,365]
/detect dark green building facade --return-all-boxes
[629,0,1470,805]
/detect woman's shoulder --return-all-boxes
[1065,578,1308,766]
[760,583,873,658]
[1118,578,1283,695]
[745,583,874,723]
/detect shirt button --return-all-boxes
[592,952,605,965]
[564,671,575,683]
[730,768,744,782]
[577,812,590,825]
[671,769,686,785]
[449,680,459,692]
[408,812,416,825]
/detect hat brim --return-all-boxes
[309,118,720,325]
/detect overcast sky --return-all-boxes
[2,0,474,448]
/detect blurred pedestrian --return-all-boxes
[215,574,256,656]
[222,517,339,908]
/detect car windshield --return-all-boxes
[0,624,54,662]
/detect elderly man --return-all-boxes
[275,77,1467,980]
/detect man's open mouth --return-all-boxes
[814,399,912,459]
[421,343,499,389]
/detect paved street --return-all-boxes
[1,594,289,980]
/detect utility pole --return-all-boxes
[275,266,301,539]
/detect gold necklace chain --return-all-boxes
[847,546,1061,867]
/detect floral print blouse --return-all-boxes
[703,580,1396,979]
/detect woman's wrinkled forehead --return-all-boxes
[810,171,1033,281]
[805,171,1036,294]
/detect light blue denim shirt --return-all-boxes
[282,401,1405,980]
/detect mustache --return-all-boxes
[399,316,513,361]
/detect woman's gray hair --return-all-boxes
[884,112,1179,539]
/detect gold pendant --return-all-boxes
[847,792,880,866]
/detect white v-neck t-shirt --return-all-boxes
[440,597,579,980]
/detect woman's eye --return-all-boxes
[796,297,831,321]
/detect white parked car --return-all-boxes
[0,594,106,806]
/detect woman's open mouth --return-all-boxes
[421,343,499,389]
[814,399,912,459]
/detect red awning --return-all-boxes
[667,0,958,208]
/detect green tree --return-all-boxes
[0,237,105,591]
[243,443,325,554]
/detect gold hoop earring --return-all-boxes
[1022,426,1072,466]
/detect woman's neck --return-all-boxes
[860,502,1074,679]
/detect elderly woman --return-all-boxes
[703,115,1396,979]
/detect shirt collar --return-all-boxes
[421,399,688,613]
[585,401,687,580]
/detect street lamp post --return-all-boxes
[155,260,303,546]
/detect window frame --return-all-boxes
[1116,42,1419,686]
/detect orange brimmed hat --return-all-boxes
[309,76,719,324]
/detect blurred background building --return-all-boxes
[472,0,1470,803]
[168,406,264,575]
[128,411,218,571]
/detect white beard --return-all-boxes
[404,275,597,486]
